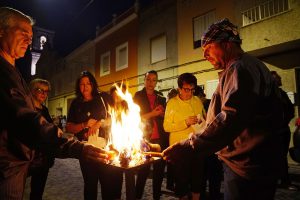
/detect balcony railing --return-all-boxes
[242,0,290,26]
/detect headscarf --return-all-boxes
[201,18,242,47]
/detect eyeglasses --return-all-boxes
[181,87,195,93]
[36,88,49,95]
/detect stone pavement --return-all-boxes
[23,158,300,200]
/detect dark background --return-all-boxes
[1,0,148,55]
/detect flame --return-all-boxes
[106,83,146,167]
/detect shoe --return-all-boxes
[287,184,299,191]
[278,183,299,191]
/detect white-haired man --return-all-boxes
[0,7,108,199]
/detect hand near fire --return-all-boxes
[141,140,163,157]
[81,144,108,164]
[162,140,192,163]
[141,140,161,152]
[86,118,97,127]
[145,140,161,152]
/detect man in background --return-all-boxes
[271,71,298,191]
[133,70,168,200]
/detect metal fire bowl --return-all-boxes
[104,156,161,171]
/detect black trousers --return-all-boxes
[80,158,123,200]
[28,153,54,200]
[30,166,50,200]
[135,138,166,200]
[135,159,166,200]
[172,151,205,198]
[279,128,292,184]
[199,155,223,200]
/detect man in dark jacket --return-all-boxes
[163,18,284,200]
[133,70,168,200]
[271,71,298,191]
[0,7,108,199]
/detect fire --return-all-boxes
[106,83,147,167]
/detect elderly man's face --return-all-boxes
[202,42,226,70]
[0,18,33,61]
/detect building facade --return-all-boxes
[137,0,178,96]
[176,0,299,120]
[94,7,139,94]
[37,40,95,117]
[40,0,299,125]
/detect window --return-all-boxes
[151,34,166,64]
[193,10,216,48]
[242,0,289,26]
[116,42,128,71]
[100,51,110,76]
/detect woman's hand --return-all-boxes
[86,119,97,127]
[185,116,198,126]
[87,120,101,137]
[151,105,164,117]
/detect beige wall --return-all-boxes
[240,1,300,51]
[176,0,235,89]
[137,0,178,91]
[177,0,235,66]
[48,94,76,117]
[47,42,95,118]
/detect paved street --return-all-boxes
[23,158,300,200]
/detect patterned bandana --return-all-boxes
[201,18,242,47]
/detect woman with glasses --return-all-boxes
[29,78,54,200]
[164,73,206,200]
[29,78,52,122]
[66,71,119,200]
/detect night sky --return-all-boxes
[1,0,142,56]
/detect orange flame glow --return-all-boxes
[106,83,146,167]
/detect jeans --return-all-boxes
[223,163,277,200]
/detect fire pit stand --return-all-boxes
[104,157,161,200]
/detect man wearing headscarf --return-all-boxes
[163,18,284,200]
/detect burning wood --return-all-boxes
[101,83,161,168]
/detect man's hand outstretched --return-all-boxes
[162,141,191,163]
[81,144,108,164]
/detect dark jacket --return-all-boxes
[133,88,169,149]
[278,88,294,127]
[0,56,83,179]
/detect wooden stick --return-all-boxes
[142,151,163,157]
